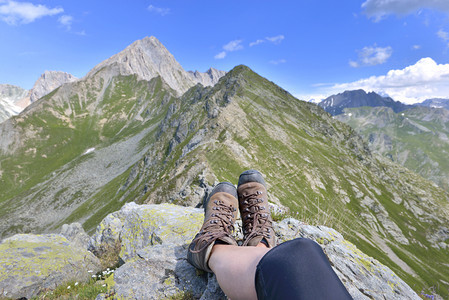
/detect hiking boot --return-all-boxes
[237,170,276,248]
[187,182,239,273]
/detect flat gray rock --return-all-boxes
[0,233,101,299]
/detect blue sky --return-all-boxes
[1,0,449,103]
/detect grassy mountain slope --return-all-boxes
[336,106,449,192]
[0,65,448,296]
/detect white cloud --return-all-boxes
[214,39,243,59]
[412,44,421,50]
[269,59,287,65]
[250,39,265,47]
[0,0,63,25]
[58,14,72,30]
[223,40,243,52]
[349,45,392,67]
[147,5,170,16]
[214,51,226,59]
[266,35,285,44]
[362,0,449,21]
[334,57,449,103]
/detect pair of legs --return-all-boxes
[210,239,352,300]
[188,170,352,299]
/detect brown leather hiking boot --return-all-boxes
[237,170,276,248]
[187,182,239,273]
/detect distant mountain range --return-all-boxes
[0,36,449,297]
[318,89,413,115]
[0,37,226,124]
[317,89,449,117]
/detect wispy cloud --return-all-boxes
[0,0,63,25]
[249,39,265,47]
[214,39,243,59]
[147,4,170,16]
[223,39,243,52]
[362,0,449,21]
[250,35,285,47]
[266,35,285,44]
[269,59,287,65]
[412,44,421,50]
[58,14,72,30]
[349,45,392,67]
[335,57,449,103]
[214,51,226,59]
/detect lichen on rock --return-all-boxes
[0,233,101,299]
[92,202,419,300]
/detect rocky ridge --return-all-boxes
[0,202,421,299]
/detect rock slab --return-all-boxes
[0,233,101,299]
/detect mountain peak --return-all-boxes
[30,71,77,103]
[86,37,226,95]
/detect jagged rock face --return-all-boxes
[29,71,77,103]
[188,67,227,87]
[0,84,26,123]
[319,89,412,115]
[85,36,201,95]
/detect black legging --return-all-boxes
[255,238,353,299]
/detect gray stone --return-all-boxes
[60,222,90,249]
[0,233,101,299]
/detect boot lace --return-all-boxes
[190,200,237,253]
[241,191,272,245]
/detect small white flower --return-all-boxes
[107,268,110,271]
[67,286,71,289]
[92,275,96,278]
[102,284,106,287]
[88,270,93,273]
[74,282,79,286]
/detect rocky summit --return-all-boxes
[0,36,448,298]
[85,36,225,96]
